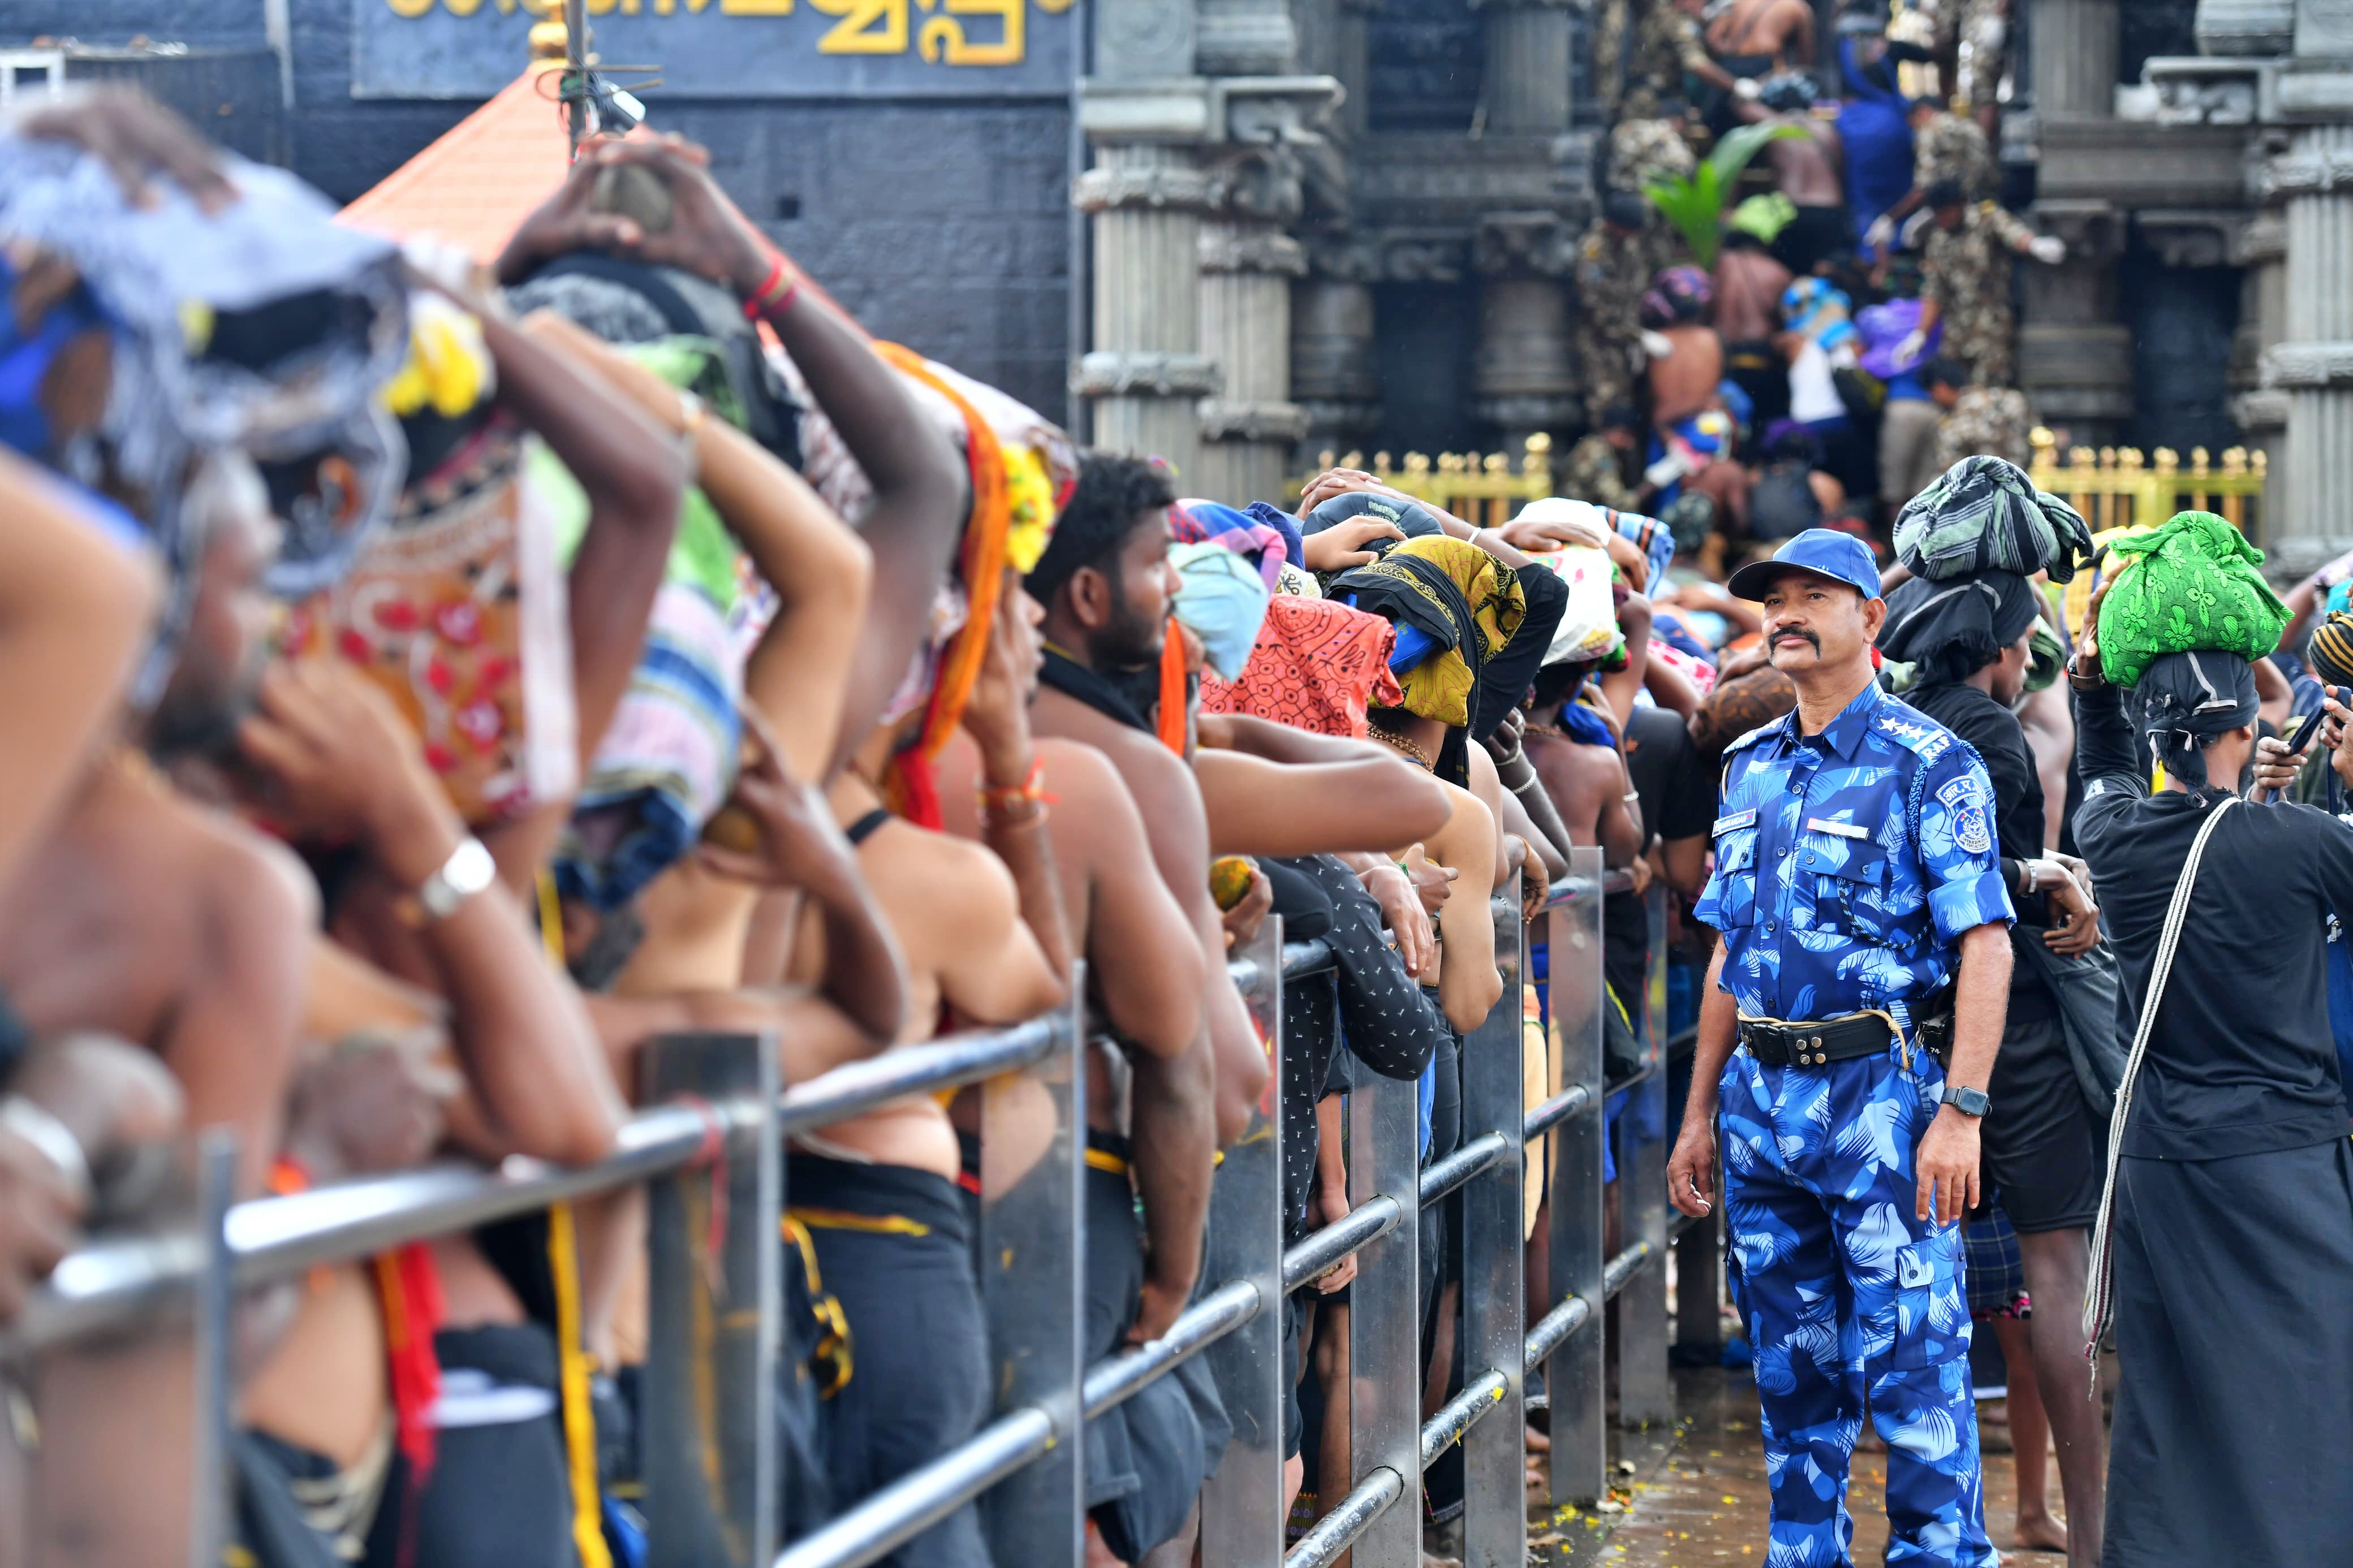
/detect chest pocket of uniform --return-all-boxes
[1800,834,1889,939]
[1711,828,1760,927]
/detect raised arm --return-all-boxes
[242,660,625,1166]
[496,308,687,763]
[518,312,872,779]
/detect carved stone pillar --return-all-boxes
[1474,0,1574,135]
[2231,208,2290,526]
[1075,141,1218,475]
[2016,200,2131,443]
[1293,235,1382,460]
[1472,213,1579,456]
[2028,0,2119,121]
[2257,124,2353,546]
[1195,146,1311,504]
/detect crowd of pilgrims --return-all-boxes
[0,76,2345,1568]
[1563,0,2067,566]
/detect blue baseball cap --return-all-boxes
[1725,528,1884,603]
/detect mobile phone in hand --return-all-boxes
[2291,688,2338,756]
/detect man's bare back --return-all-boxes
[1650,324,1726,425]
[1766,116,1843,207]
[1706,0,1812,64]
[1716,247,1796,342]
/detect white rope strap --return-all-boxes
[2079,793,2238,1395]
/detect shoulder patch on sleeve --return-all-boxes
[1875,711,1954,763]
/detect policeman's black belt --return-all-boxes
[1739,1010,1951,1069]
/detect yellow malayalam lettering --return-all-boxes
[915,0,1022,66]
[809,0,907,53]
[379,0,1055,69]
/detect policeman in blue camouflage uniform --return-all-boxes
[1667,530,2014,1568]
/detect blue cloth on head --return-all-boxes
[1242,501,1306,582]
[1170,540,1273,681]
[1386,620,1441,674]
[1557,699,1617,747]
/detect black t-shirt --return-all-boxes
[1905,679,2053,1017]
[2074,685,2353,1159]
[1604,707,1714,1007]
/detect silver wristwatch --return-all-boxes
[417,836,495,923]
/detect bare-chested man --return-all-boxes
[1717,230,1798,431]
[1705,0,1813,71]
[1027,455,1269,1311]
[1735,75,1850,275]
[780,570,1067,1568]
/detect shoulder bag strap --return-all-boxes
[2078,793,2238,1392]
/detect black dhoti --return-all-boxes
[2103,1137,2353,1567]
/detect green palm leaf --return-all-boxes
[1640,122,1806,268]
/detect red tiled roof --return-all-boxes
[340,66,571,264]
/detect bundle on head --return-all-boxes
[2092,509,2288,688]
[1893,454,2091,585]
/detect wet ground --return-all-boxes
[1527,1366,2049,1568]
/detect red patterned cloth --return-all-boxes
[1200,595,1404,738]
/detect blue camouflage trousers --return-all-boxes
[1720,1044,1993,1568]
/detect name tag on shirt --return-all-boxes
[1805,817,1869,840]
[1713,808,1757,835]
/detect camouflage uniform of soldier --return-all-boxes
[1609,115,1697,195]
[1955,0,2009,113]
[1921,200,2038,387]
[1610,0,1711,123]
[1913,109,1998,201]
[1932,385,2031,472]
[1560,431,1643,509]
[1572,211,1656,424]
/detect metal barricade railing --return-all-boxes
[4,848,1713,1568]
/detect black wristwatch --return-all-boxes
[1941,1083,1990,1118]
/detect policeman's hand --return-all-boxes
[1666,1119,1716,1218]
[1915,1107,1981,1226]
[1863,212,1898,252]
[2027,234,2067,265]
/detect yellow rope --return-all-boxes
[545,1200,613,1568]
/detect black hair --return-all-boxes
[1924,178,1965,211]
[1529,659,1595,712]
[1598,403,1643,434]
[1923,355,1969,390]
[1025,450,1175,603]
[1602,191,1652,231]
[1762,425,1824,465]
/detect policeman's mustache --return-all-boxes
[1770,627,1821,655]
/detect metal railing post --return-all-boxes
[977,965,1088,1568]
[641,1032,782,1567]
[1545,849,1606,1506]
[1344,997,1421,1566]
[1200,918,1285,1568]
[188,1132,236,1568]
[1614,885,1673,1428]
[1455,904,1527,1568]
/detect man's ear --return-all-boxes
[1860,594,1888,641]
[1067,564,1113,633]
